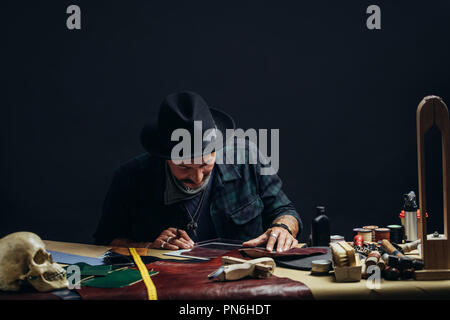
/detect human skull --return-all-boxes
[0,232,68,292]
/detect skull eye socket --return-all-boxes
[33,249,49,264]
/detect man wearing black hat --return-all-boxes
[93,91,302,252]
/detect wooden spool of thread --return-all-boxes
[358,229,372,243]
[375,228,390,242]
[365,251,381,267]
[363,225,378,242]
[387,225,403,244]
[377,256,386,271]
[353,228,365,238]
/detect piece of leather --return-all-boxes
[275,247,332,271]
[65,262,113,276]
[182,246,236,259]
[75,249,313,300]
[81,268,158,288]
[240,247,328,259]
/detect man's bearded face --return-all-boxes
[167,152,216,189]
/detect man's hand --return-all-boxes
[242,215,299,252]
[149,227,195,250]
[242,227,298,252]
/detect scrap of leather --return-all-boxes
[75,250,313,300]
[240,247,328,259]
[182,246,235,259]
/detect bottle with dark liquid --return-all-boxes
[310,206,331,247]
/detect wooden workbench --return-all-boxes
[40,240,450,299]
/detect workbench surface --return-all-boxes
[34,240,450,299]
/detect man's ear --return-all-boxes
[203,152,217,165]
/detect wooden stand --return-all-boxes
[334,254,362,282]
[415,95,450,280]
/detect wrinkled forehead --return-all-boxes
[170,153,216,167]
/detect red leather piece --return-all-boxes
[75,280,148,300]
[76,250,313,300]
[182,246,233,259]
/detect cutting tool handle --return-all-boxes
[222,263,255,281]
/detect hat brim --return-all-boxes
[141,107,236,159]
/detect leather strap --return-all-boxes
[129,247,157,300]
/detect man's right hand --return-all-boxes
[149,227,195,250]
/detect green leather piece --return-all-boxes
[64,263,113,276]
[81,268,158,288]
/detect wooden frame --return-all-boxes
[415,95,450,280]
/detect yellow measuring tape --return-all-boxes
[128,247,158,300]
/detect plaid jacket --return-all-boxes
[210,158,302,240]
[93,143,302,244]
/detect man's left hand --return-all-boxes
[242,227,298,252]
[242,215,299,252]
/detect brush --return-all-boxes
[330,241,357,267]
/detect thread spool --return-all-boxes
[363,225,378,242]
[368,251,381,260]
[330,235,345,243]
[353,228,365,238]
[361,259,368,279]
[387,225,403,244]
[365,256,378,267]
[384,255,400,280]
[377,256,386,271]
[365,251,381,267]
[375,228,390,242]
[358,229,372,243]
[399,257,414,280]
[353,234,363,247]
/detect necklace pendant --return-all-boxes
[187,221,198,230]
[187,221,198,236]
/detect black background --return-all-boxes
[3,1,450,244]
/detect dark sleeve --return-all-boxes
[93,167,134,245]
[256,164,303,239]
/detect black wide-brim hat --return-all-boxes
[140,91,235,160]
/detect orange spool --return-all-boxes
[375,228,390,242]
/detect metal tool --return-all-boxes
[403,191,418,241]
[208,256,276,281]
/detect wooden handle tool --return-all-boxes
[381,239,405,258]
[399,239,421,253]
